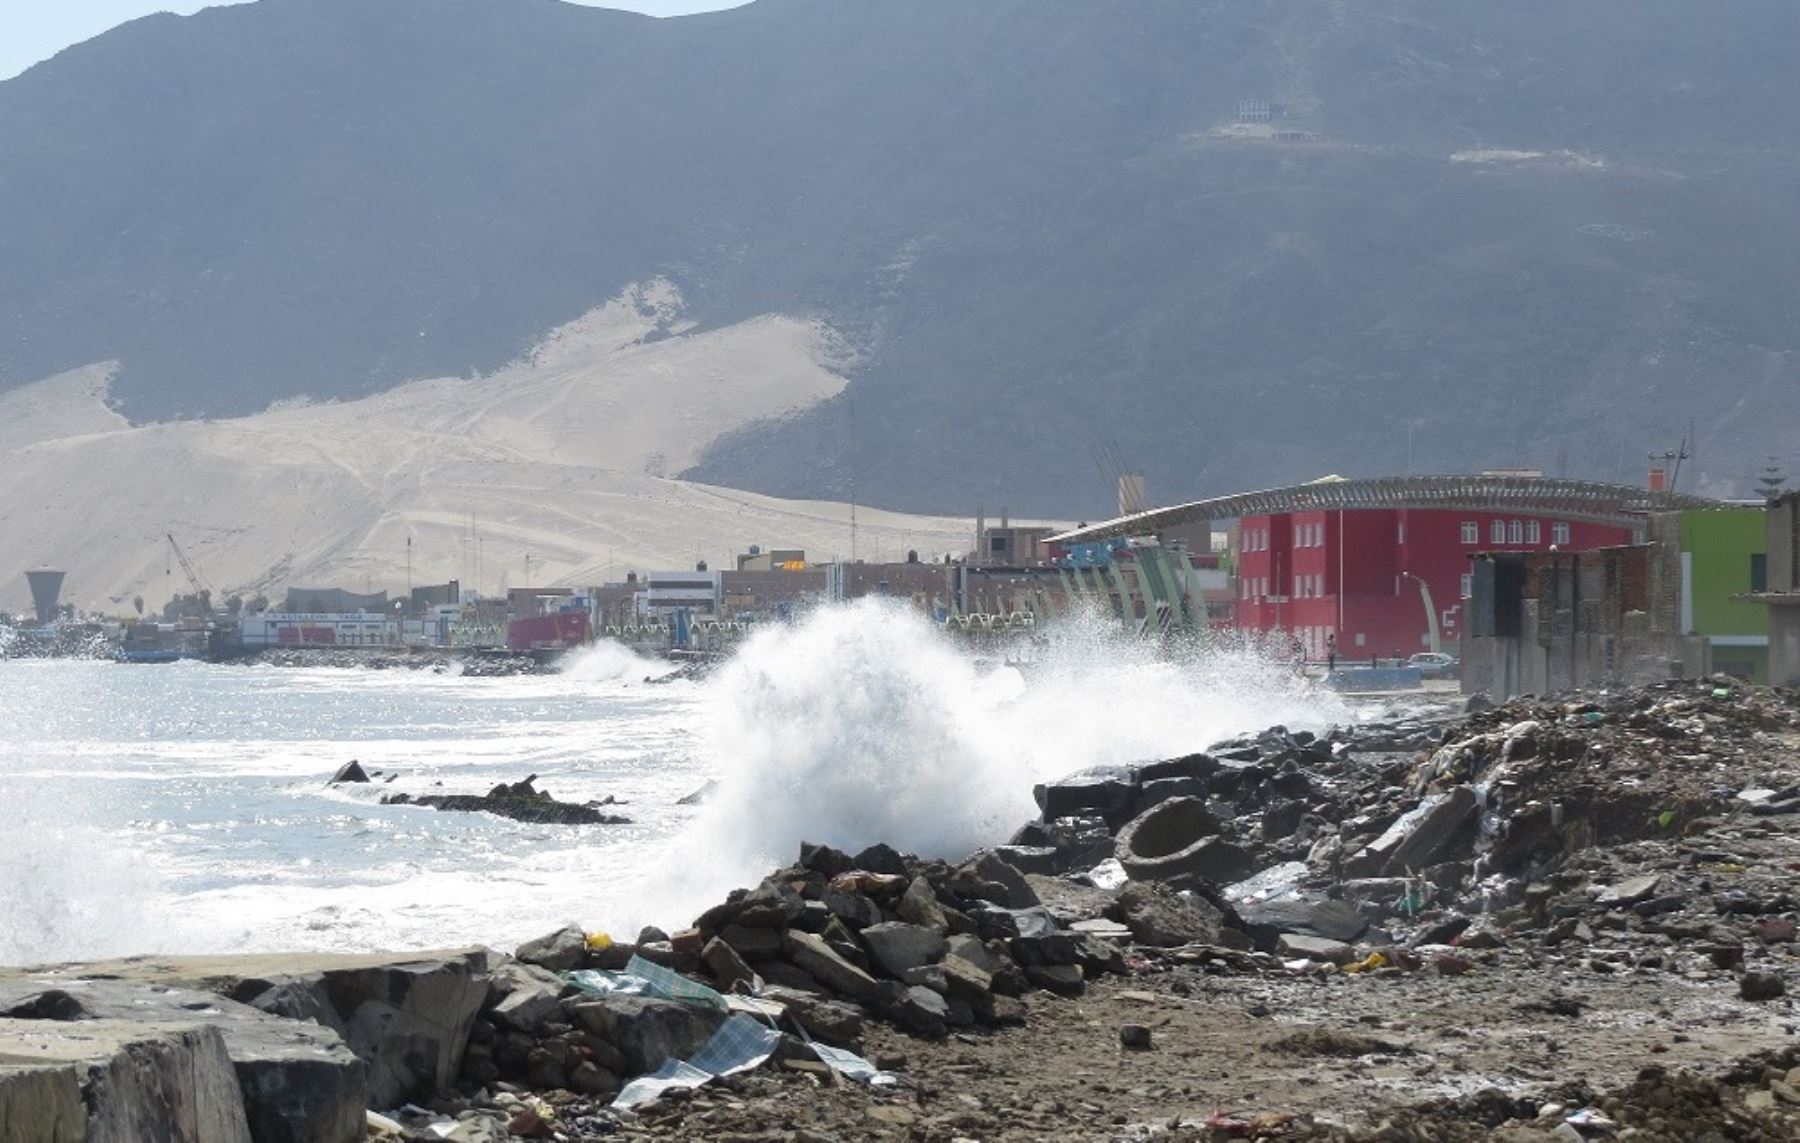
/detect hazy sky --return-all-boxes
[0,0,748,81]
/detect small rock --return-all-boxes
[852,843,909,875]
[1276,933,1356,965]
[1595,874,1662,907]
[1120,1023,1152,1050]
[1740,971,1786,1001]
[328,760,370,784]
[1025,963,1084,995]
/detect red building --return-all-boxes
[1234,507,1633,659]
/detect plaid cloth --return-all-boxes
[625,954,729,1012]
[689,1013,783,1077]
[565,955,728,1013]
[611,1014,781,1109]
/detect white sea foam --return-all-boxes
[636,600,1347,923]
[559,640,681,684]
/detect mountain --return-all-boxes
[3,0,1799,516]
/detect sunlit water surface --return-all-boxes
[0,603,1349,964]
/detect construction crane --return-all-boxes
[166,533,215,599]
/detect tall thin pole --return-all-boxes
[848,390,858,562]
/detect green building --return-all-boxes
[1674,507,1769,680]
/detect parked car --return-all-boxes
[1407,651,1458,678]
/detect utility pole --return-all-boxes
[1650,437,1691,493]
[847,390,858,563]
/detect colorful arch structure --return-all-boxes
[1050,475,1721,543]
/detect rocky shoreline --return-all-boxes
[4,679,1798,1141]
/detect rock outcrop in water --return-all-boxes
[382,775,630,826]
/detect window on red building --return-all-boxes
[1461,521,1478,544]
[1526,520,1541,544]
[1552,522,1570,545]
[1490,520,1506,544]
[1508,519,1523,544]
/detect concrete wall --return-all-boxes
[1771,604,1800,686]
[1463,597,1707,698]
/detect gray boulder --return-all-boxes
[896,877,949,930]
[567,994,725,1075]
[1106,881,1229,947]
[953,853,1041,909]
[487,961,565,1033]
[701,937,756,991]
[514,924,587,972]
[860,923,947,978]
[783,931,880,1001]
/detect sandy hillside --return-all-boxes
[0,282,980,615]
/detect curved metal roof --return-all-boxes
[1049,475,1721,543]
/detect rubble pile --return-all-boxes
[1382,1046,1800,1141]
[426,680,1799,1138]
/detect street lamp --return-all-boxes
[1400,571,1440,655]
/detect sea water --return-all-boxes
[0,601,1347,965]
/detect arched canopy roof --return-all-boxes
[1049,475,1720,543]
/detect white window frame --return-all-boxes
[1461,521,1478,544]
[1552,521,1570,546]
[1526,519,1541,544]
[1490,519,1506,544]
[1508,519,1523,544]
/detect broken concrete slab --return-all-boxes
[4,949,487,1113]
[1276,934,1357,965]
[229,951,489,1108]
[0,1062,83,1143]
[0,976,367,1143]
[1350,786,1480,877]
[1032,767,1137,821]
[0,1019,251,1143]
[1237,897,1369,945]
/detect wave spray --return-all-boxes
[651,600,1346,917]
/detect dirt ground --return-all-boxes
[603,948,1796,1142]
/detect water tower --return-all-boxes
[25,568,66,625]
